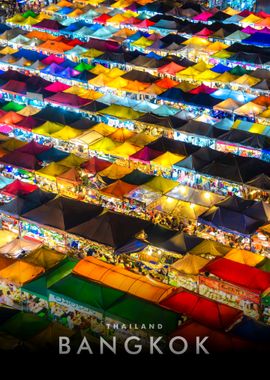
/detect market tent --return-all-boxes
[109,142,141,158]
[105,295,179,335]
[22,197,103,231]
[166,185,223,207]
[224,249,264,267]
[200,258,270,294]
[36,163,70,179]
[0,151,41,171]
[0,260,44,286]
[109,128,135,142]
[57,154,86,168]
[16,140,50,155]
[189,240,231,258]
[151,151,185,168]
[235,101,266,117]
[161,291,242,330]
[246,174,270,190]
[49,273,127,316]
[89,137,120,153]
[244,201,270,223]
[1,180,37,196]
[121,170,154,186]
[37,148,69,163]
[159,232,203,255]
[130,147,162,163]
[0,111,24,125]
[23,247,66,271]
[98,163,132,180]
[127,133,157,147]
[80,157,111,174]
[51,126,83,140]
[27,322,74,350]
[198,207,262,236]
[0,230,18,248]
[146,176,178,193]
[213,98,242,113]
[68,211,149,248]
[232,74,261,87]
[170,254,210,275]
[100,180,137,199]
[100,104,142,120]
[46,92,90,108]
[73,256,174,303]
[0,238,42,259]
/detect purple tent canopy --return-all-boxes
[46,92,91,107]
[0,151,41,170]
[33,19,64,31]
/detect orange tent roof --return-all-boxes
[39,40,73,53]
[73,256,174,303]
[158,62,185,75]
[0,112,24,125]
[252,96,270,107]
[124,80,149,92]
[155,77,179,89]
[100,180,137,199]
[26,30,58,41]
[0,260,44,286]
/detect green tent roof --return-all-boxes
[105,297,179,334]
[22,10,37,18]
[22,258,78,299]
[74,62,94,72]
[2,102,25,112]
[257,258,270,273]
[0,312,50,340]
[229,65,251,76]
[49,274,126,314]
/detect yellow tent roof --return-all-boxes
[127,132,157,147]
[147,176,178,193]
[0,139,26,152]
[205,41,229,53]
[235,102,266,116]
[73,256,173,303]
[0,260,44,286]
[216,72,238,83]
[23,247,66,270]
[33,121,64,136]
[17,105,40,116]
[176,66,201,79]
[101,105,142,120]
[0,230,18,248]
[258,109,270,119]
[107,14,128,24]
[175,201,207,220]
[64,86,102,100]
[90,123,117,136]
[192,61,213,72]
[176,82,198,92]
[51,126,84,140]
[109,141,141,158]
[98,163,132,179]
[190,240,231,257]
[213,98,242,112]
[90,64,110,75]
[241,14,262,25]
[232,74,261,87]
[132,36,153,47]
[0,46,18,55]
[6,14,25,24]
[151,152,185,168]
[67,9,83,18]
[88,73,111,87]
[57,154,86,168]
[212,50,234,59]
[107,77,129,89]
[36,162,69,179]
[183,36,210,47]
[89,137,120,153]
[224,7,240,16]
[225,248,264,267]
[171,254,210,275]
[106,67,125,78]
[196,70,221,81]
[143,84,164,95]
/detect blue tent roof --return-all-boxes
[146,52,162,59]
[211,63,231,74]
[0,24,11,34]
[243,33,270,47]
[56,6,73,15]
[157,88,186,103]
[13,49,46,61]
[63,21,91,32]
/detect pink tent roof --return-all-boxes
[45,82,71,93]
[136,19,155,28]
[193,11,213,21]
[1,80,27,94]
[158,62,185,75]
[16,117,42,131]
[196,28,213,37]
[189,84,217,94]
[41,55,65,65]
[130,147,162,162]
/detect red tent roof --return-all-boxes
[155,77,179,89]
[2,180,37,196]
[161,291,242,330]
[16,117,42,131]
[1,80,27,94]
[93,14,111,24]
[171,321,255,353]
[81,157,112,174]
[200,258,270,294]
[0,151,40,170]
[136,19,155,28]
[158,62,185,75]
[196,27,213,37]
[16,140,50,156]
